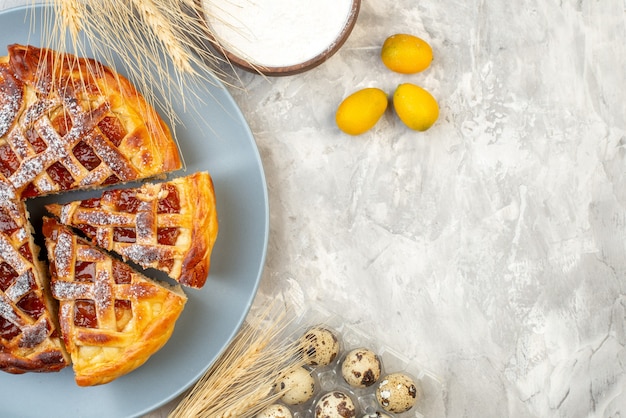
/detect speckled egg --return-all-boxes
[256,403,293,418]
[341,348,382,388]
[315,391,356,418]
[277,366,316,405]
[375,372,419,413]
[361,413,392,418]
[298,326,340,367]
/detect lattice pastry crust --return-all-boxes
[46,171,218,288]
[42,217,187,386]
[0,174,69,373]
[0,44,181,198]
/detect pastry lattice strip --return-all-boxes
[46,171,218,288]
[51,229,155,348]
[0,176,68,373]
[0,228,54,351]
[0,44,182,199]
[43,217,187,386]
[6,86,138,196]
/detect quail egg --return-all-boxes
[256,403,293,418]
[298,326,340,367]
[361,413,392,418]
[315,391,356,418]
[375,372,419,413]
[341,348,382,388]
[277,366,316,405]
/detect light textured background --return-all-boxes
[223,2,626,416]
[3,0,626,416]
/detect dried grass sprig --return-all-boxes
[131,0,194,75]
[169,301,304,418]
[36,0,248,134]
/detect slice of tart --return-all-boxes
[0,175,69,374]
[0,44,181,199]
[45,171,218,288]
[42,217,187,386]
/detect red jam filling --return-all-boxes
[0,261,19,292]
[72,142,101,171]
[74,299,97,328]
[75,261,95,283]
[18,244,33,263]
[113,227,136,243]
[79,198,101,208]
[50,113,73,137]
[98,115,127,147]
[46,162,74,190]
[76,224,97,240]
[0,144,19,177]
[16,291,45,320]
[114,190,141,213]
[0,210,19,234]
[0,316,20,341]
[21,183,39,199]
[157,227,180,246]
[114,299,131,322]
[157,185,180,214]
[25,128,48,153]
[103,174,120,185]
[112,261,132,284]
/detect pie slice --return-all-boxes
[42,217,187,386]
[45,171,218,288]
[0,44,182,199]
[0,175,69,374]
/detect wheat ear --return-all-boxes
[58,0,81,42]
[130,0,194,76]
[169,303,304,418]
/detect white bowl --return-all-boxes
[199,0,361,76]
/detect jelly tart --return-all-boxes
[0,44,181,199]
[45,171,218,288]
[42,217,186,386]
[0,175,69,374]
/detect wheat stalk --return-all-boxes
[130,0,194,75]
[169,301,304,418]
[35,0,248,135]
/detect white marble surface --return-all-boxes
[219,2,626,416]
[3,0,626,416]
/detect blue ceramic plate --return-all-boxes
[0,4,268,417]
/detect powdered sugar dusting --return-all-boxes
[0,65,22,138]
[52,280,90,300]
[60,204,74,224]
[53,231,73,278]
[5,270,34,301]
[135,210,154,243]
[0,177,16,201]
[8,129,29,160]
[76,210,135,226]
[0,180,20,221]
[0,293,20,325]
[15,227,27,242]
[19,319,49,348]
[10,154,46,189]
[34,175,56,194]
[120,244,171,265]
[96,228,110,249]
[77,246,105,262]
[0,234,27,273]
[94,269,112,312]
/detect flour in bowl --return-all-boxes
[202,0,354,67]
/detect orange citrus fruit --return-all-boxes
[392,83,439,131]
[381,34,433,74]
[335,88,388,135]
